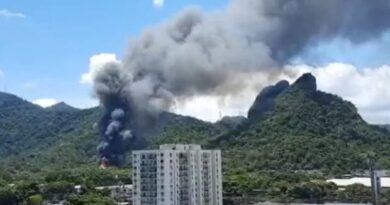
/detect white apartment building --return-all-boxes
[132,144,223,205]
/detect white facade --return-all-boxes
[132,144,223,205]
[95,185,133,204]
[327,177,390,188]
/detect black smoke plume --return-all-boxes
[91,0,390,166]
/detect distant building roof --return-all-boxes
[95,184,133,190]
[327,177,390,188]
[160,144,201,150]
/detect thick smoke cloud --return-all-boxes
[253,0,390,62]
[98,108,133,166]
[91,0,390,166]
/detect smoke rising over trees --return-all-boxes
[90,0,390,166]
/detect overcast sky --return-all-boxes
[1,0,390,124]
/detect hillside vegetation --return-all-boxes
[220,80,390,174]
[2,73,390,204]
[2,74,390,174]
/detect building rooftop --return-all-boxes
[327,177,390,188]
[95,184,133,190]
[159,144,202,150]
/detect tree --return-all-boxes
[67,193,116,205]
[338,184,372,203]
[43,181,75,201]
[287,182,329,203]
[14,181,40,199]
[27,194,43,205]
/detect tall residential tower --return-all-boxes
[132,144,223,205]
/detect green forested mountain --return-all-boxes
[0,92,100,176]
[2,73,390,204]
[0,93,221,176]
[1,73,390,179]
[0,92,80,159]
[219,74,390,175]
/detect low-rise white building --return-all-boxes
[132,144,223,205]
[74,184,133,204]
[96,184,133,204]
[327,177,390,188]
